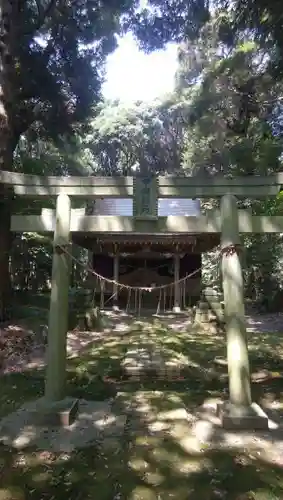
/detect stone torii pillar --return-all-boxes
[45,193,71,402]
[219,194,267,430]
[43,194,78,426]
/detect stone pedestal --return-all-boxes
[172,305,181,314]
[194,288,224,324]
[194,301,210,323]
[33,397,79,427]
[217,401,268,431]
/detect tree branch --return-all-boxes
[26,0,58,36]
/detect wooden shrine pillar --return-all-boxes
[173,253,181,313]
[219,194,267,429]
[113,252,119,309]
[45,194,71,402]
[100,281,105,309]
[88,250,93,271]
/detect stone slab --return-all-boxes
[34,397,79,427]
[217,401,269,431]
[0,398,127,452]
[122,347,189,380]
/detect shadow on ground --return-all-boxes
[1,312,283,498]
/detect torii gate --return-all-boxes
[4,171,283,429]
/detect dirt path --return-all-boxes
[246,312,283,333]
[1,311,283,375]
[2,312,283,497]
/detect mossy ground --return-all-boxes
[1,311,283,499]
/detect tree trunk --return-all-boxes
[0,1,17,320]
[0,138,15,322]
[0,192,12,320]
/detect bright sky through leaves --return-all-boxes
[102,33,179,103]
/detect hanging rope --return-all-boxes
[104,292,117,307]
[50,241,222,314]
[16,242,223,320]
[58,241,220,295]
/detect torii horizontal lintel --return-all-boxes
[10,210,283,234]
[0,172,283,198]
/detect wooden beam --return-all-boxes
[10,210,283,234]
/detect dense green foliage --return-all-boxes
[0,0,138,318]
[1,0,139,150]
[3,0,283,312]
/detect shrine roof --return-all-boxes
[73,232,220,254]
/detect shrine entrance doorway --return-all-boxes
[91,249,202,312]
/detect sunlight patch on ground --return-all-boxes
[2,312,283,497]
[0,399,126,452]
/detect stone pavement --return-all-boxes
[0,391,283,469]
[0,398,126,452]
[121,346,192,380]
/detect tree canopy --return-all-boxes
[2,0,283,316]
[0,0,139,164]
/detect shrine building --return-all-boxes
[74,193,219,311]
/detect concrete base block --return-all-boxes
[34,397,79,427]
[217,401,269,431]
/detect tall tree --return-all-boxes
[174,12,283,308]
[129,0,210,50]
[85,100,185,175]
[0,0,136,319]
[227,0,283,77]
[130,0,283,77]
[172,13,283,176]
[0,1,139,168]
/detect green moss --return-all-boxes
[1,319,283,499]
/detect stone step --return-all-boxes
[121,347,190,381]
